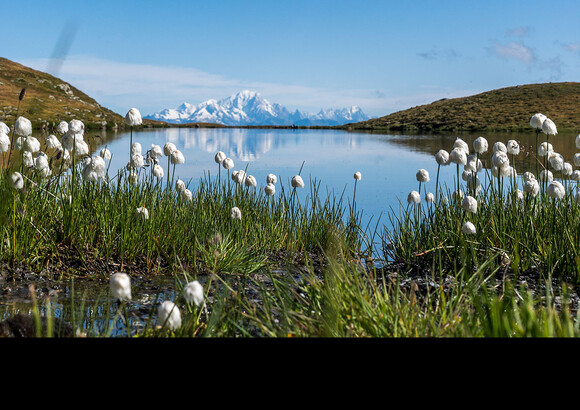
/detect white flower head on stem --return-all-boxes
[491,151,509,169]
[245,174,257,187]
[46,135,62,151]
[153,164,164,180]
[0,133,9,153]
[222,157,234,169]
[68,119,84,134]
[110,272,131,301]
[232,170,246,184]
[462,221,476,235]
[214,151,226,164]
[128,153,144,169]
[453,138,469,155]
[8,172,23,190]
[267,173,277,184]
[150,144,163,159]
[425,192,435,203]
[547,180,565,199]
[523,172,536,182]
[181,189,193,202]
[125,108,142,126]
[542,118,557,136]
[170,149,185,165]
[354,171,362,181]
[523,178,539,197]
[500,165,517,178]
[563,162,573,176]
[14,116,32,136]
[407,190,420,204]
[24,136,40,154]
[157,300,182,331]
[163,142,176,156]
[530,113,547,129]
[473,137,488,154]
[0,121,10,134]
[22,151,34,167]
[548,152,564,171]
[435,149,450,166]
[416,169,430,183]
[462,195,478,213]
[57,121,68,134]
[183,281,204,307]
[131,142,142,156]
[136,206,149,220]
[449,147,467,165]
[230,206,242,220]
[265,183,276,196]
[493,141,507,153]
[100,147,112,160]
[538,142,554,157]
[175,179,185,192]
[291,175,305,188]
[507,140,520,155]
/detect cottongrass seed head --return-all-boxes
[157,300,182,331]
[109,272,131,302]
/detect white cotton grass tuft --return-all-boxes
[232,170,246,184]
[548,152,564,171]
[230,206,242,220]
[181,188,193,202]
[291,175,305,188]
[547,181,566,199]
[465,155,482,173]
[153,164,164,180]
[416,169,430,183]
[68,119,84,134]
[266,173,277,184]
[0,121,10,134]
[22,151,34,167]
[265,183,276,196]
[100,147,112,160]
[214,151,226,164]
[530,113,547,129]
[163,142,177,156]
[473,137,488,154]
[24,136,40,153]
[150,144,163,160]
[0,133,9,153]
[523,171,536,182]
[57,121,68,134]
[125,108,142,126]
[491,151,509,169]
[449,147,467,165]
[128,153,144,169]
[435,149,450,166]
[46,135,62,151]
[538,142,553,157]
[407,190,420,204]
[523,178,540,197]
[562,162,573,176]
[506,140,520,155]
[354,171,362,180]
[157,300,182,331]
[541,118,557,136]
[453,138,469,155]
[461,195,478,213]
[493,141,507,153]
[244,174,257,187]
[462,221,476,235]
[183,281,204,307]
[109,272,131,302]
[8,172,24,190]
[131,142,142,156]
[14,116,32,136]
[425,192,435,203]
[175,179,186,192]
[222,157,234,169]
[136,207,149,220]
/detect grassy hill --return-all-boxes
[0,57,169,131]
[346,82,580,133]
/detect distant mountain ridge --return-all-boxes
[145,90,370,126]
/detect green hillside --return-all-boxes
[347,82,580,133]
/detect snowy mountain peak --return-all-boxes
[145,91,370,126]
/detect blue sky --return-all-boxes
[4,0,580,118]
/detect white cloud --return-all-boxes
[490,41,536,64]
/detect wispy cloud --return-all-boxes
[506,26,532,37]
[489,41,536,64]
[559,41,580,53]
[417,47,461,61]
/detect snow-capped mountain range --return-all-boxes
[144,90,369,126]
